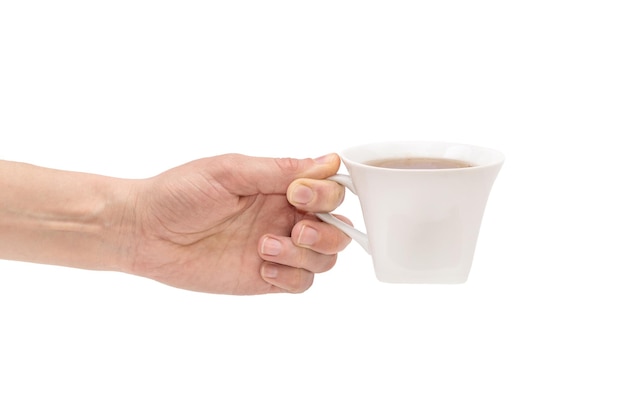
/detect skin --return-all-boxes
[0,153,351,295]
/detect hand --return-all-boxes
[123,153,351,295]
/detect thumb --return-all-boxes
[218,153,341,196]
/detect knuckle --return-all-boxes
[315,181,345,211]
[319,254,338,272]
[331,182,346,204]
[291,271,314,293]
[274,157,302,175]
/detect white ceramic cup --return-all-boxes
[317,141,504,284]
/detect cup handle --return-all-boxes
[315,174,370,254]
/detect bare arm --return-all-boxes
[0,160,133,271]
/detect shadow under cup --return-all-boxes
[326,141,504,284]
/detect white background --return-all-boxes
[1,1,625,415]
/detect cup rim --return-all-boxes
[339,140,505,171]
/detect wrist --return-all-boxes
[94,176,139,273]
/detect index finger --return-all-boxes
[287,178,346,213]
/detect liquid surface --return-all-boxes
[366,157,474,169]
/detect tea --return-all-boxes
[366,157,473,169]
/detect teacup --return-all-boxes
[317,141,504,283]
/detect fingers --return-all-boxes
[259,263,315,294]
[287,178,346,213]
[257,218,352,293]
[291,216,353,254]
[258,235,336,293]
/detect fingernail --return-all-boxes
[297,225,319,247]
[261,237,282,256]
[290,184,314,205]
[262,264,278,279]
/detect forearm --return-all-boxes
[0,160,135,271]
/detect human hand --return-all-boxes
[121,153,351,295]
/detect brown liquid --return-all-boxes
[366,157,474,169]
